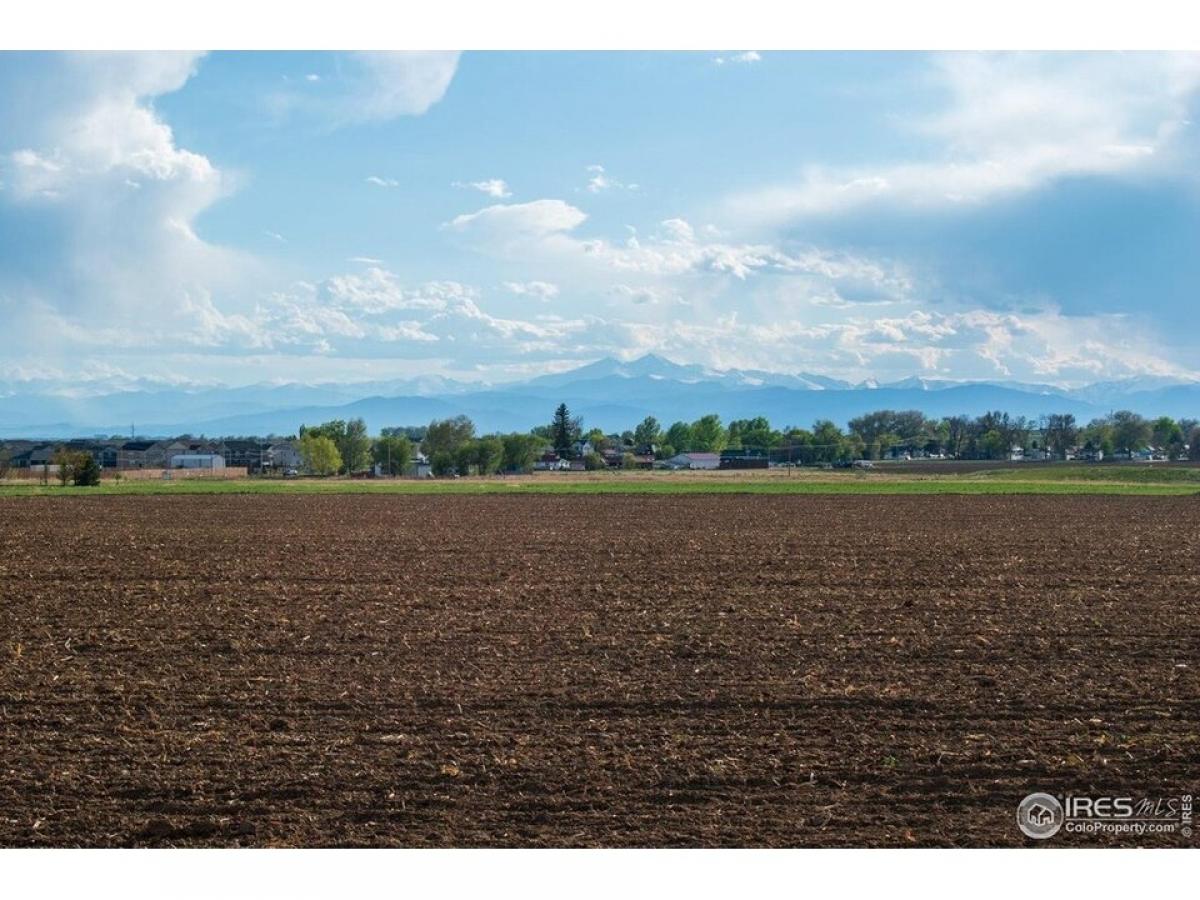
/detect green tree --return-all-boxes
[1081,417,1115,456]
[811,419,848,463]
[1110,410,1151,454]
[422,415,476,458]
[430,450,456,477]
[848,411,893,460]
[474,436,504,475]
[342,417,371,473]
[501,433,543,473]
[301,418,369,474]
[551,403,581,456]
[372,433,413,476]
[689,414,727,452]
[943,415,972,459]
[1151,416,1184,457]
[979,429,1008,460]
[665,421,693,453]
[51,446,74,486]
[298,433,342,476]
[1042,413,1078,459]
[583,451,606,471]
[73,454,101,486]
[728,416,780,453]
[454,440,478,476]
[632,416,663,450]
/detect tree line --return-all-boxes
[293,405,1200,476]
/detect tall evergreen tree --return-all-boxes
[552,403,573,455]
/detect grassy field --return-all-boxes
[3,465,1199,496]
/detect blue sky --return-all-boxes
[1,50,1198,390]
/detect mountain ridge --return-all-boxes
[2,354,1198,438]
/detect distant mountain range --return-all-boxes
[3,354,1199,438]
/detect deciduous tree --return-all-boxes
[298,433,342,476]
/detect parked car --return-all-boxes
[852,460,875,470]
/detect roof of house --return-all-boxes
[121,440,158,451]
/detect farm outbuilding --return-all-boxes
[661,452,721,470]
[169,453,226,470]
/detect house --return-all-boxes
[117,440,160,469]
[660,451,721,470]
[169,453,226,470]
[535,452,570,471]
[572,440,594,458]
[215,439,267,472]
[412,453,432,478]
[267,441,302,471]
[13,444,57,475]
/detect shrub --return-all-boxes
[73,455,101,486]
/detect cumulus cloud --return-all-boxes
[503,280,560,300]
[451,205,912,303]
[453,178,512,198]
[3,51,1193,389]
[728,52,1200,224]
[0,52,267,362]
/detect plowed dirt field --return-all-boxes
[1,495,1196,846]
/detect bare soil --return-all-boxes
[1,494,1196,847]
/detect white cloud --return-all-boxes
[365,175,399,188]
[453,178,512,198]
[714,51,762,66]
[585,164,637,193]
[446,199,589,246]
[728,52,1200,224]
[267,52,459,126]
[503,280,560,300]
[0,52,267,361]
[611,284,673,306]
[452,205,911,301]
